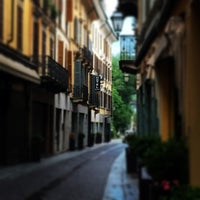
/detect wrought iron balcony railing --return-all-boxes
[89,92,100,107]
[33,55,68,93]
[72,85,88,103]
[74,46,93,67]
[119,35,138,74]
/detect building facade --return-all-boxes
[135,0,200,187]
[0,0,115,166]
[91,11,116,142]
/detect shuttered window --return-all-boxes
[74,17,78,43]
[67,50,72,71]
[66,0,72,22]
[42,28,46,57]
[74,60,82,97]
[58,40,64,66]
[33,20,39,61]
[0,0,3,40]
[74,61,82,86]
[65,49,72,89]
[65,48,68,69]
[17,6,23,51]
[50,37,54,58]
[58,0,62,11]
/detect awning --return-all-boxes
[0,54,40,84]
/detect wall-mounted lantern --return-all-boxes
[110,11,123,37]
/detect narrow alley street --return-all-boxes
[0,140,139,200]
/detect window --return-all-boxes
[58,0,62,27]
[17,6,23,51]
[42,28,46,57]
[78,19,82,45]
[50,36,54,58]
[64,49,72,91]
[74,17,78,42]
[66,0,73,22]
[33,20,39,61]
[58,40,64,66]
[74,60,82,87]
[84,28,88,47]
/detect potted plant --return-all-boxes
[88,133,95,147]
[50,4,59,20]
[69,132,76,151]
[160,185,200,200]
[78,132,85,150]
[142,138,189,200]
[95,132,102,144]
[123,134,160,174]
[31,134,44,162]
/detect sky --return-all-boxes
[103,0,135,55]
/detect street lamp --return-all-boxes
[111,11,123,37]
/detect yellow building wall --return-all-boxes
[23,0,33,55]
[156,61,174,141]
[3,0,15,46]
[185,3,200,187]
[2,0,51,57]
[69,0,93,86]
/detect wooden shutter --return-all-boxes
[50,37,54,58]
[58,40,64,66]
[66,0,73,22]
[17,6,23,51]
[58,0,62,11]
[74,61,81,86]
[33,20,39,62]
[74,61,82,97]
[65,48,68,69]
[63,50,72,91]
[42,29,46,57]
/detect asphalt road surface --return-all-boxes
[0,141,125,200]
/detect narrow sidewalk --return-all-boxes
[103,150,139,200]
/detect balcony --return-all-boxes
[72,85,88,103]
[76,46,93,68]
[119,35,138,74]
[89,91,100,108]
[32,0,58,22]
[33,56,68,93]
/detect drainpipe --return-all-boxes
[7,0,14,45]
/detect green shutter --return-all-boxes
[74,60,82,86]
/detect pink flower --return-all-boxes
[161,180,170,191]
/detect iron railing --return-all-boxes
[73,85,88,102]
[81,46,93,65]
[33,55,68,93]
[90,92,100,107]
